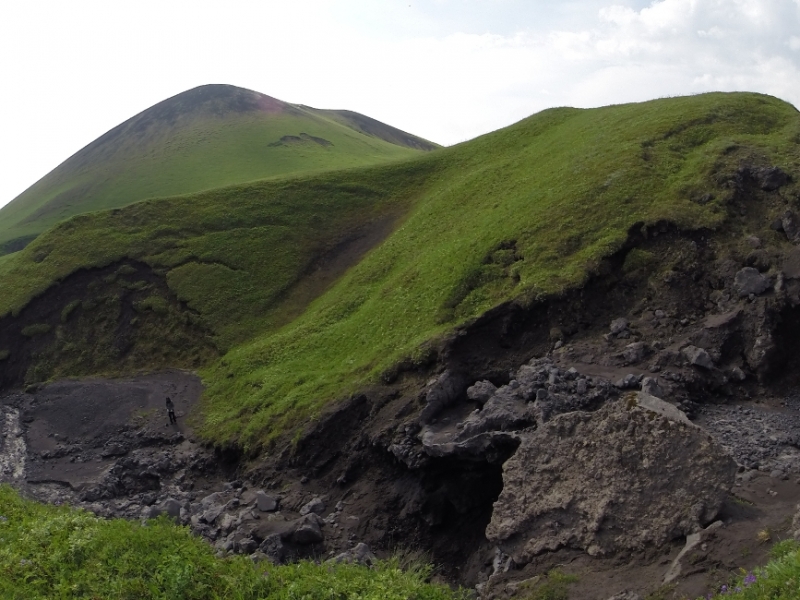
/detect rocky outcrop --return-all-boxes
[0,407,26,480]
[419,370,468,424]
[734,268,770,298]
[402,358,618,467]
[486,396,736,563]
[330,542,377,566]
[681,345,715,370]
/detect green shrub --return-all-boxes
[119,279,149,291]
[702,541,800,598]
[21,323,52,337]
[770,538,800,559]
[116,264,137,276]
[134,295,170,314]
[61,299,81,323]
[518,570,578,600]
[623,248,656,274]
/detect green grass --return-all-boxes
[0,92,798,450]
[0,85,433,249]
[516,570,577,599]
[0,485,463,600]
[20,323,52,337]
[702,540,800,599]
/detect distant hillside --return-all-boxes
[0,92,798,451]
[0,84,438,253]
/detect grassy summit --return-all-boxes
[0,84,436,253]
[0,92,798,450]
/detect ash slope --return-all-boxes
[0,84,437,252]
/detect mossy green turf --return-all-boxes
[0,98,429,249]
[0,486,463,600]
[0,92,798,450]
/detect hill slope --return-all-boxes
[0,92,798,451]
[0,84,437,252]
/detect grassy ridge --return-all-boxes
[0,159,438,352]
[200,93,800,448]
[0,85,433,249]
[0,92,798,449]
[0,485,462,600]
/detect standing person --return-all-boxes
[166,397,177,425]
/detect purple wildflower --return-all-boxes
[743,573,757,586]
[720,584,728,593]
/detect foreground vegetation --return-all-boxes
[0,92,798,450]
[702,540,800,599]
[0,485,462,600]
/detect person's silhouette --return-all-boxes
[166,397,176,425]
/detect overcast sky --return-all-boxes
[1,0,799,209]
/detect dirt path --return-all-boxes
[17,371,201,489]
[0,370,218,503]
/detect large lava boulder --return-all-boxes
[486,395,736,562]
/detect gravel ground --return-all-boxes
[696,395,800,476]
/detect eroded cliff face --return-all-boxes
[486,396,737,562]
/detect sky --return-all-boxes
[1,0,799,209]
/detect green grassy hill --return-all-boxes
[0,92,798,451]
[0,84,437,253]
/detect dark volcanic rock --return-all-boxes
[466,380,497,406]
[781,210,800,243]
[782,247,800,280]
[615,373,643,389]
[609,317,630,338]
[330,542,377,566]
[756,166,790,192]
[148,497,181,521]
[259,533,285,562]
[457,388,534,438]
[734,267,770,297]
[420,370,468,424]
[486,397,736,563]
[681,345,715,370]
[255,490,279,512]
[299,496,325,516]
[292,514,325,544]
